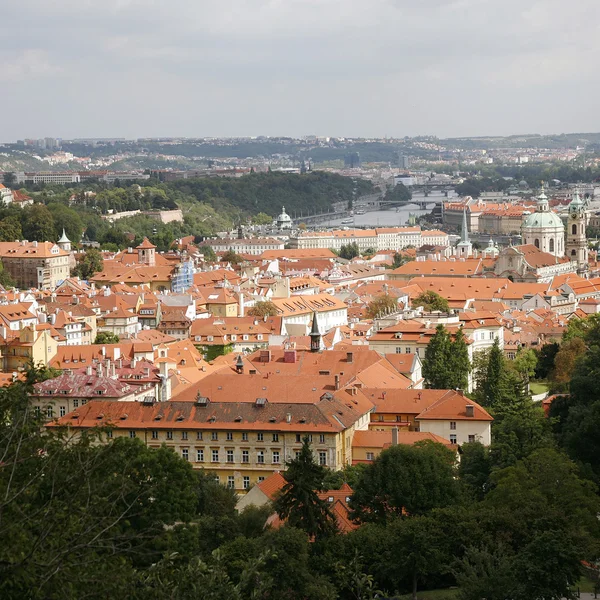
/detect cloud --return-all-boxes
[1,0,599,139]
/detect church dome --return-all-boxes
[276,206,293,229]
[522,211,564,229]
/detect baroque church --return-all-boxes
[493,186,589,282]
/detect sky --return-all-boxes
[1,0,599,140]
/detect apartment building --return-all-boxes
[204,238,285,255]
[0,241,71,290]
[51,394,372,492]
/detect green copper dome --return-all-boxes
[522,211,564,229]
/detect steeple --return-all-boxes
[309,311,321,353]
[460,208,469,243]
[57,228,71,252]
[456,208,473,258]
[536,183,549,212]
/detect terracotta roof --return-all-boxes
[352,429,452,448]
[416,391,492,422]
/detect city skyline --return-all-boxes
[2,0,599,140]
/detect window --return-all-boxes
[211,431,218,441]
[572,224,577,235]
[196,449,204,462]
[226,431,233,441]
[272,433,279,442]
[534,238,540,249]
[366,452,374,461]
[468,435,476,443]
[406,347,411,353]
[450,434,457,444]
[319,451,327,466]
[129,431,136,439]
[152,430,158,439]
[378,414,384,422]
[46,406,53,418]
[242,449,249,463]
[167,431,173,440]
[181,448,189,461]
[106,429,113,439]
[450,421,456,430]
[59,406,66,417]
[319,434,325,444]
[242,432,248,441]
[549,238,555,252]
[257,450,264,464]
[212,450,219,462]
[196,431,203,441]
[227,449,234,463]
[181,431,188,440]
[396,347,402,354]
[227,476,235,489]
[257,432,264,442]
[295,434,301,443]
[272,451,280,464]
[243,476,250,490]
[258,476,265,482]
[295,451,301,459]
[73,399,79,408]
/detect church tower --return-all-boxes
[136,237,156,267]
[456,208,473,258]
[566,190,588,274]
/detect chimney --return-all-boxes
[101,346,106,357]
[465,404,474,418]
[235,354,244,374]
[86,365,92,376]
[111,363,116,378]
[96,362,103,377]
[238,291,244,317]
[391,427,399,446]
[284,349,297,363]
[260,349,271,363]
[334,374,340,390]
[286,413,292,424]
[346,351,353,364]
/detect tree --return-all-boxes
[339,242,360,260]
[534,342,559,380]
[0,216,22,242]
[2,172,16,188]
[221,249,243,265]
[447,327,471,390]
[479,338,505,408]
[458,442,492,500]
[22,203,55,242]
[365,293,398,319]
[0,367,200,599]
[413,291,450,313]
[550,336,585,391]
[273,436,337,539]
[389,251,414,270]
[423,324,452,389]
[48,202,83,243]
[74,247,104,280]
[384,182,412,204]
[252,212,272,225]
[350,441,458,523]
[198,245,217,262]
[247,301,279,318]
[510,348,537,390]
[94,331,120,344]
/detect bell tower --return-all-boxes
[566,190,588,274]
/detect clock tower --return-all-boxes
[566,190,588,274]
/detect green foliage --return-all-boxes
[74,247,104,280]
[94,331,120,344]
[365,293,398,319]
[199,244,217,261]
[350,441,458,523]
[384,182,412,204]
[48,202,83,242]
[247,301,279,318]
[389,251,415,269]
[413,291,450,313]
[534,342,559,379]
[0,215,22,241]
[339,242,360,260]
[22,203,55,242]
[221,249,244,265]
[3,172,17,187]
[458,442,491,500]
[252,212,273,225]
[423,325,471,390]
[273,437,337,539]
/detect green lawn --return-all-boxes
[529,380,549,395]
[577,575,597,593]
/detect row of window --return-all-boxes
[148,431,326,444]
[177,447,328,466]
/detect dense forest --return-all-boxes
[3,311,600,600]
[0,172,373,251]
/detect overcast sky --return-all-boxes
[1,0,598,140]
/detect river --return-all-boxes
[316,204,435,229]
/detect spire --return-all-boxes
[58,228,70,243]
[536,182,549,212]
[460,208,469,243]
[309,311,321,353]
